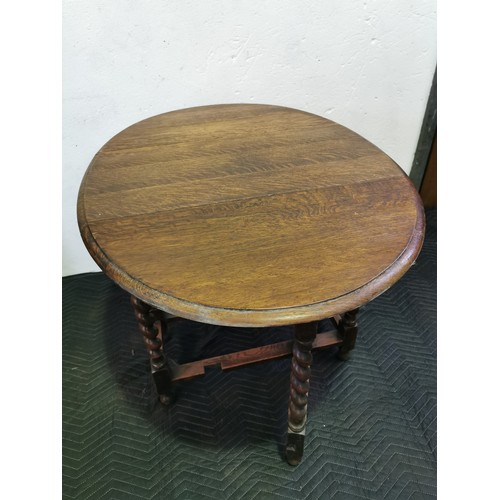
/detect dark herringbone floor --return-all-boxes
[62,209,436,499]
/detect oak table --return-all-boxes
[78,104,425,465]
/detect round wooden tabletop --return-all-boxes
[78,104,424,327]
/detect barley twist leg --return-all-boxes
[337,308,359,361]
[286,321,317,465]
[130,296,175,405]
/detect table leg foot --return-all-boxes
[286,430,305,466]
[152,366,176,406]
[337,308,359,361]
[131,296,175,404]
[286,321,317,465]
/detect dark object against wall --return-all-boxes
[420,134,437,208]
[410,68,437,205]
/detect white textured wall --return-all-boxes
[63,0,436,276]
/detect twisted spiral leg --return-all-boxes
[131,296,164,368]
[337,308,359,361]
[286,321,317,466]
[130,295,175,405]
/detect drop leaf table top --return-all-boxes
[78,104,424,327]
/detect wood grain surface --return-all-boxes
[78,104,424,326]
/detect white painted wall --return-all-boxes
[63,0,436,276]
